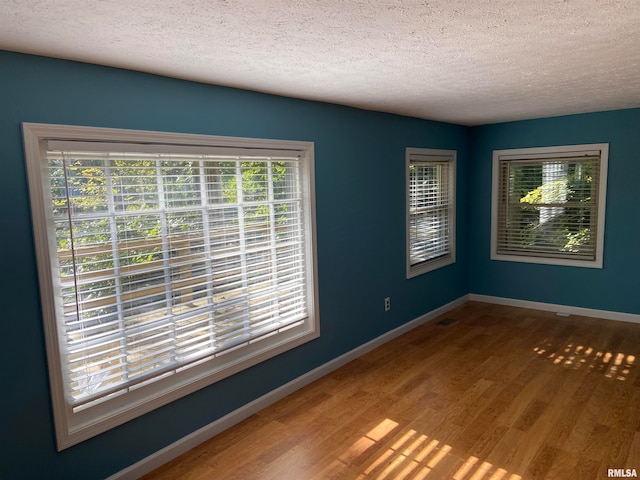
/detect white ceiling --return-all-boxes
[1,0,640,126]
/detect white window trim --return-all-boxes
[491,143,608,268]
[22,123,320,450]
[406,147,456,278]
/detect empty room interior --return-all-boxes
[1,1,640,479]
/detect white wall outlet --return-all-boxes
[384,297,390,312]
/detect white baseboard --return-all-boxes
[468,293,640,324]
[108,295,468,480]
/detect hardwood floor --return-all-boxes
[141,302,640,480]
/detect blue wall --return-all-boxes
[0,51,469,479]
[469,109,640,314]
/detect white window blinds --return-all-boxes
[496,154,601,260]
[407,149,456,277]
[46,143,309,407]
[491,143,609,268]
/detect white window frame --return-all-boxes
[491,143,608,268]
[23,123,319,450]
[406,147,456,278]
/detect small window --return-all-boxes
[406,148,456,278]
[491,143,608,268]
[23,123,319,449]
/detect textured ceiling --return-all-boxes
[1,0,640,125]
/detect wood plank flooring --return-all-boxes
[141,301,640,480]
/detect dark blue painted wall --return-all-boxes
[0,51,469,479]
[469,109,640,314]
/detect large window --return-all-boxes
[491,143,608,268]
[406,148,456,278]
[23,123,319,449]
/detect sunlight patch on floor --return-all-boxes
[335,418,524,480]
[533,341,635,380]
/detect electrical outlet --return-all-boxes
[384,297,390,312]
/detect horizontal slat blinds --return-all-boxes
[408,153,453,268]
[46,146,308,406]
[496,154,601,260]
[47,140,303,158]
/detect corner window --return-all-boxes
[23,123,319,449]
[406,148,456,278]
[491,143,608,268]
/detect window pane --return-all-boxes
[498,157,598,259]
[409,161,451,267]
[48,150,309,405]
